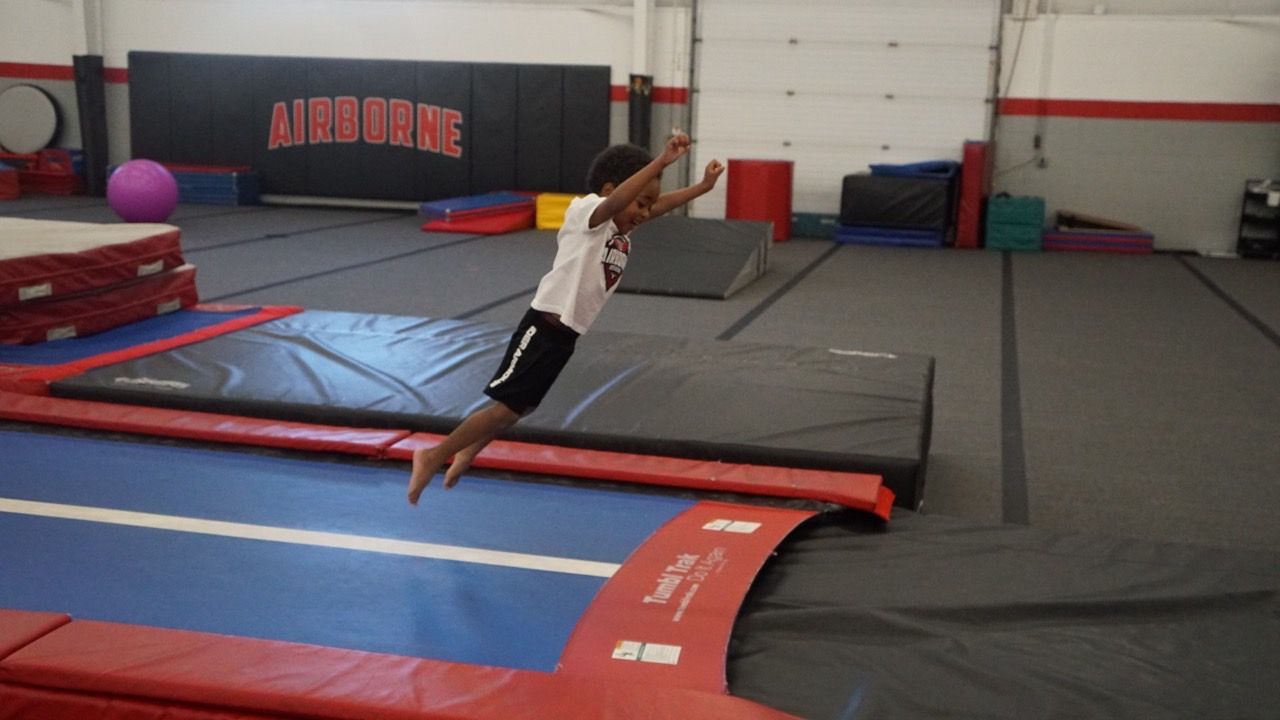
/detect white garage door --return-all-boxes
[690,0,1000,218]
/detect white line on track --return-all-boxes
[0,497,620,578]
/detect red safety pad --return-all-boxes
[0,364,25,385]
[0,618,799,720]
[0,264,199,345]
[0,219,184,307]
[0,305,302,394]
[560,502,814,691]
[0,684,277,720]
[420,208,535,235]
[15,150,83,195]
[955,140,993,249]
[0,610,69,660]
[0,391,407,457]
[0,167,18,200]
[392,434,894,519]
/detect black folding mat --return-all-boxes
[50,310,934,507]
[621,216,772,299]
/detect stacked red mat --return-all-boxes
[0,149,84,196]
[0,162,18,200]
[419,191,536,234]
[1043,210,1155,254]
[0,219,197,344]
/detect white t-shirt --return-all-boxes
[530,194,630,334]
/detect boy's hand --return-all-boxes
[700,159,725,189]
[660,131,692,166]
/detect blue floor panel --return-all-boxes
[0,429,696,670]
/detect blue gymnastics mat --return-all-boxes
[0,307,260,365]
[49,310,935,509]
[419,192,533,219]
[834,225,945,248]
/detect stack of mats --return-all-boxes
[984,194,1045,251]
[536,193,581,230]
[0,219,197,345]
[420,192,535,234]
[163,163,260,205]
[835,161,959,248]
[1043,210,1155,254]
[0,149,83,195]
[0,161,17,200]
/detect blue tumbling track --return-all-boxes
[0,429,694,670]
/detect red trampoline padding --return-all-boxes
[0,618,800,720]
[0,391,407,457]
[420,208,535,235]
[392,434,894,519]
[0,610,69,661]
[560,502,813,692]
[0,684,278,720]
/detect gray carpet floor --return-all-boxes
[5,196,1278,554]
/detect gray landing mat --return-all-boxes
[622,216,772,299]
[729,510,1280,720]
[49,309,935,507]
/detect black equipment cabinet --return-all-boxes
[1237,179,1280,259]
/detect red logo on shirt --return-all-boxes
[602,234,630,291]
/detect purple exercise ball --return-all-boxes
[108,159,179,222]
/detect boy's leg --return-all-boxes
[443,419,511,489]
[407,401,520,505]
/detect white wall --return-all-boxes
[2,0,84,63]
[1035,0,1280,14]
[994,11,1280,253]
[1000,13,1280,102]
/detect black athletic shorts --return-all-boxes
[483,308,578,415]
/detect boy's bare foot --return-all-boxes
[408,446,444,505]
[443,446,478,489]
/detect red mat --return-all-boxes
[0,610,799,720]
[0,219,184,307]
[421,207,535,235]
[0,264,199,345]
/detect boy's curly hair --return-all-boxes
[585,143,653,194]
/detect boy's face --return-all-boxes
[603,177,661,234]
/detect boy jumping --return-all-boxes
[408,132,724,504]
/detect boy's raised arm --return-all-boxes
[588,133,691,228]
[651,158,725,219]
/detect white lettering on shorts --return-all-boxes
[489,325,538,388]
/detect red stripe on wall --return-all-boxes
[652,86,689,104]
[1000,98,1280,123]
[610,85,689,105]
[0,62,73,81]
[0,61,129,84]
